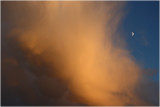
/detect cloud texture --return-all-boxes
[2,1,159,106]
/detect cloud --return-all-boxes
[2,1,158,106]
[141,35,149,46]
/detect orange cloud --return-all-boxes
[2,1,158,106]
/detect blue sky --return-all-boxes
[122,1,159,70]
[120,1,159,82]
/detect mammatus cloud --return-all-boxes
[2,1,158,106]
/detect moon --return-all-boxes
[131,32,134,36]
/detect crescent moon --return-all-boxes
[131,32,134,36]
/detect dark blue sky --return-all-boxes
[121,1,159,71]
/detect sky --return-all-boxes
[1,1,159,106]
[122,1,159,81]
[123,1,159,70]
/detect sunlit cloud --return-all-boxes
[2,1,158,106]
